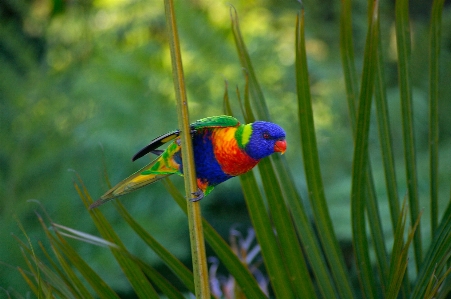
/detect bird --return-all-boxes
[89,115,286,209]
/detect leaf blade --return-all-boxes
[395,0,423,269]
[350,1,380,298]
[297,9,355,299]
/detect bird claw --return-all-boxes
[190,188,204,202]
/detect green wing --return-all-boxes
[133,116,240,161]
[190,115,240,129]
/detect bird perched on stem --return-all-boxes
[89,115,286,209]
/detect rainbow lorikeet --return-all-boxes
[89,115,286,209]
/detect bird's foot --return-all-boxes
[190,188,204,202]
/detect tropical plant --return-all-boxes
[10,0,451,298]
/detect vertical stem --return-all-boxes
[164,1,210,298]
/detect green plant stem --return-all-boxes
[164,1,210,298]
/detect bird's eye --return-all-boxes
[263,132,270,139]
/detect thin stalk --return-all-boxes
[164,1,210,298]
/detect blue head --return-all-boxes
[241,121,287,160]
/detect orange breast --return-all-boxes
[211,127,259,176]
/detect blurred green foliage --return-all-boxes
[1,0,451,296]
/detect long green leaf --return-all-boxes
[257,158,316,298]
[274,154,338,298]
[385,201,409,299]
[412,195,451,298]
[364,169,389,290]
[46,226,120,298]
[16,238,74,298]
[113,201,195,294]
[36,242,77,296]
[232,8,352,298]
[428,0,445,235]
[52,214,187,299]
[395,0,422,269]
[374,34,405,291]
[340,0,389,289]
[14,222,77,298]
[386,200,420,299]
[133,259,186,299]
[296,10,354,299]
[14,216,44,298]
[350,1,379,298]
[229,8,305,299]
[339,0,359,126]
[230,6,270,120]
[33,213,95,298]
[232,24,316,296]
[77,179,159,299]
[362,3,389,289]
[239,172,296,299]
[427,269,451,299]
[43,244,91,299]
[37,218,93,299]
[372,8,404,292]
[53,240,120,298]
[17,267,39,298]
[373,20,400,232]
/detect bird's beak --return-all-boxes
[274,139,287,154]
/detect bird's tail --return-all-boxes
[89,155,180,209]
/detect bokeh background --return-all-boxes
[1,0,451,296]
